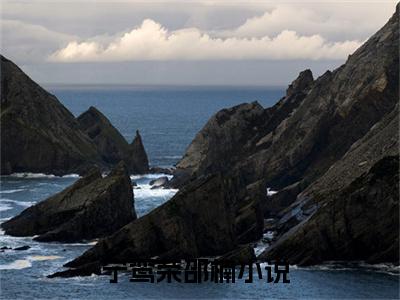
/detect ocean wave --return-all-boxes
[27,255,63,261]
[0,199,35,207]
[295,261,400,276]
[130,173,173,181]
[135,186,178,200]
[0,259,32,270]
[5,173,80,179]
[0,203,13,212]
[0,189,26,194]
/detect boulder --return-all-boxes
[1,162,136,242]
[149,176,169,189]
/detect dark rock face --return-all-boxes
[260,156,399,265]
[129,130,150,174]
[1,56,150,175]
[51,173,265,277]
[0,55,102,175]
[173,6,399,266]
[77,107,130,165]
[1,162,136,242]
[218,244,256,265]
[77,109,149,174]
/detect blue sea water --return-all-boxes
[48,85,284,167]
[0,85,399,299]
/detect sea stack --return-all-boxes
[128,130,150,174]
[77,108,149,174]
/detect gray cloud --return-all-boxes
[1,0,397,85]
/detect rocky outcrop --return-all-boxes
[77,108,149,174]
[50,172,265,277]
[1,55,150,175]
[0,55,102,175]
[77,107,130,165]
[260,156,399,265]
[174,4,398,192]
[173,5,399,266]
[1,162,136,242]
[129,130,150,174]
[172,69,314,188]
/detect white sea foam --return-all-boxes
[27,255,63,261]
[0,259,32,270]
[130,173,173,181]
[134,185,178,199]
[266,187,278,197]
[0,203,13,212]
[6,173,79,179]
[0,189,26,194]
[254,243,268,256]
[0,199,35,208]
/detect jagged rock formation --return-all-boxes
[0,55,102,175]
[77,107,130,165]
[0,55,150,175]
[260,156,399,265]
[77,108,149,174]
[1,162,136,242]
[172,69,314,188]
[53,6,399,276]
[51,173,264,277]
[129,130,150,174]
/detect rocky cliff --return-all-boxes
[0,55,150,175]
[0,55,101,175]
[1,162,136,242]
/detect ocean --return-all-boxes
[0,85,398,299]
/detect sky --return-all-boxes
[1,0,397,86]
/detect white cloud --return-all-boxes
[50,19,361,62]
[227,3,395,41]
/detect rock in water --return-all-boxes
[50,172,265,277]
[77,109,149,174]
[1,162,136,242]
[0,55,103,175]
[149,176,169,189]
[129,130,150,174]
[77,107,131,165]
